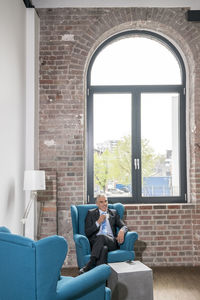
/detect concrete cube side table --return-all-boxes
[107,261,154,300]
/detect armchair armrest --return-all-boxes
[120,231,138,251]
[73,233,91,255]
[57,264,111,300]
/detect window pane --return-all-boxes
[93,94,132,197]
[141,93,180,197]
[91,37,181,85]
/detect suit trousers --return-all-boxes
[90,234,118,265]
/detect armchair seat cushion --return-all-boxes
[83,249,133,266]
[107,249,134,262]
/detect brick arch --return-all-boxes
[85,16,196,76]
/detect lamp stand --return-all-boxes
[21,191,37,236]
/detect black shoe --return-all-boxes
[79,264,92,274]
[79,258,96,275]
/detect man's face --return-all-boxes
[96,196,108,211]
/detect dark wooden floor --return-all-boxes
[61,267,79,277]
[61,266,200,300]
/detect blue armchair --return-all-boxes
[0,227,111,300]
[71,203,138,269]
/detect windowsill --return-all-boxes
[124,203,196,210]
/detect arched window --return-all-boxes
[87,31,186,204]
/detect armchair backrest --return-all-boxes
[0,226,11,233]
[71,203,124,236]
[0,233,67,300]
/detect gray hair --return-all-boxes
[96,194,107,202]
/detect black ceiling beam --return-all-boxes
[23,0,34,8]
[187,10,200,22]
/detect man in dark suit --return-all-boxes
[79,194,128,274]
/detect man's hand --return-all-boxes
[97,214,106,225]
[116,229,125,244]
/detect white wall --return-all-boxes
[0,0,26,234]
[0,1,39,237]
[25,9,40,239]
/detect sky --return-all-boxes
[92,36,181,155]
[91,36,181,85]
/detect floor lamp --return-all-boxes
[21,170,46,236]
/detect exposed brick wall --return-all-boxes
[37,7,200,267]
[125,204,199,266]
[193,205,200,265]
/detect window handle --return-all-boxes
[134,158,137,170]
[134,158,140,170]
[137,158,140,170]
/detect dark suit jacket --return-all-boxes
[85,208,128,244]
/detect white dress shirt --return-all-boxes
[96,209,114,237]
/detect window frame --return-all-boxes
[87,30,186,204]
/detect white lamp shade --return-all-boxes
[24,170,46,191]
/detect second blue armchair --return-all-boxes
[71,203,138,269]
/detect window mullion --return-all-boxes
[131,89,141,202]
